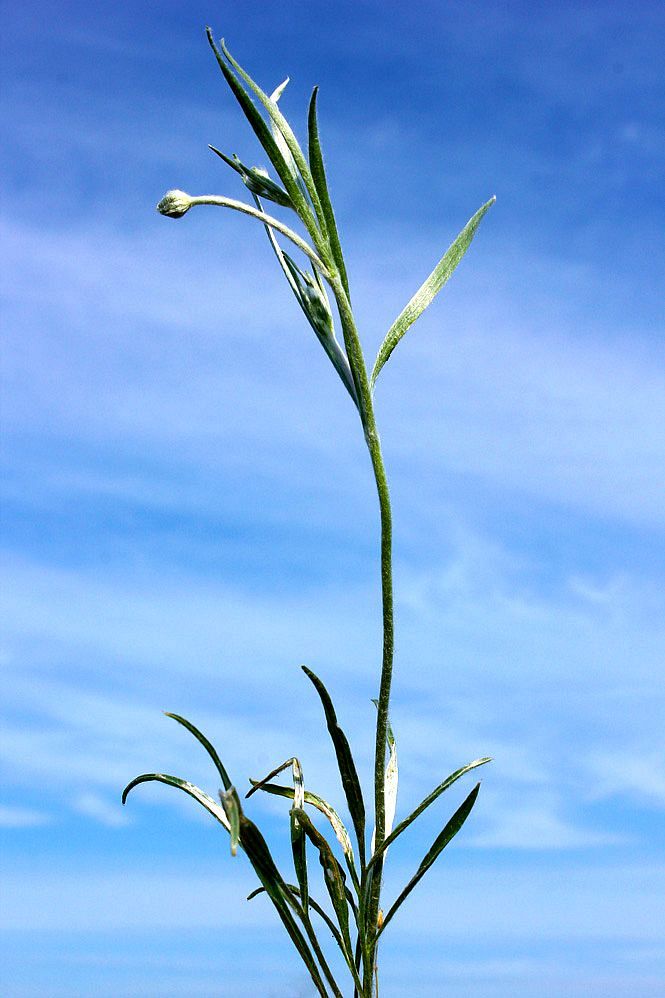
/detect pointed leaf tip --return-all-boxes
[370,195,495,388]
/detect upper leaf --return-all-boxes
[370,196,496,388]
[165,712,232,791]
[376,782,481,940]
[368,756,490,870]
[307,86,350,299]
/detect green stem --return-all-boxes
[329,277,394,997]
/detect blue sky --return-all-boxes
[1,1,664,995]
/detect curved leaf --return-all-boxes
[370,196,496,388]
[376,782,481,940]
[248,778,360,892]
[122,772,230,831]
[302,666,366,867]
[164,712,231,791]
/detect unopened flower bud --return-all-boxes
[156,189,195,218]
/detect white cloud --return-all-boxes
[0,805,51,828]
[73,792,131,827]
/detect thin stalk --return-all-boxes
[328,276,394,996]
[189,196,332,276]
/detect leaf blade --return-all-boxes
[248,778,360,893]
[368,756,491,870]
[307,86,350,299]
[376,782,481,940]
[370,196,495,388]
[205,29,319,243]
[302,666,366,867]
[164,712,232,791]
[121,772,230,831]
[219,38,330,250]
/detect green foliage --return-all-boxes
[126,27,495,996]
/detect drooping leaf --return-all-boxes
[302,666,366,867]
[220,786,241,856]
[376,782,481,940]
[370,196,496,388]
[122,772,230,830]
[248,778,360,894]
[246,757,304,802]
[368,757,491,870]
[164,712,231,791]
[205,29,319,242]
[307,86,350,298]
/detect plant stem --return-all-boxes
[329,277,394,996]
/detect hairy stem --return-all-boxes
[329,277,394,996]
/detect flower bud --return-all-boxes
[209,146,293,210]
[156,190,195,218]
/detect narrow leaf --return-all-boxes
[208,145,293,208]
[302,666,366,867]
[205,29,319,241]
[376,782,481,940]
[245,757,308,910]
[238,812,329,997]
[164,712,231,791]
[248,778,359,892]
[294,807,363,992]
[307,86,350,299]
[281,253,358,404]
[219,38,329,246]
[368,757,491,870]
[122,773,230,831]
[246,757,303,802]
[371,196,495,388]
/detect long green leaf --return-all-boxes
[121,772,230,830]
[164,712,231,791]
[307,86,350,299]
[302,666,366,867]
[294,807,363,992]
[238,812,330,997]
[367,757,491,871]
[376,782,481,940]
[219,38,330,250]
[248,778,360,893]
[205,29,320,244]
[370,196,496,388]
